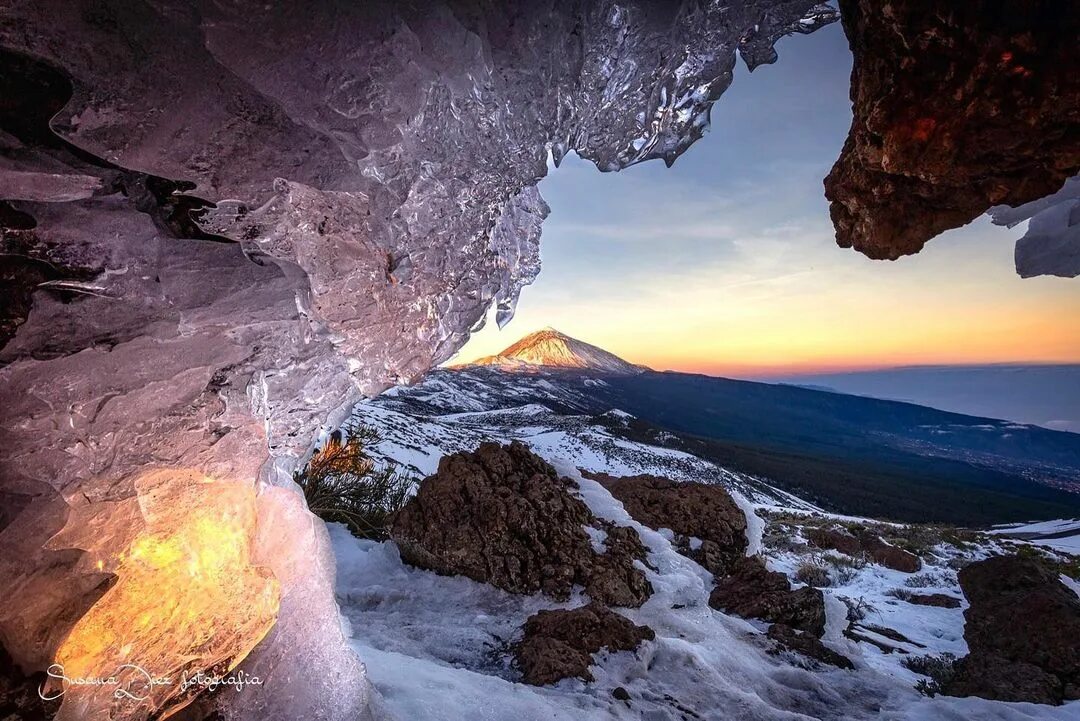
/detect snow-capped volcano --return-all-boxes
[464,328,646,374]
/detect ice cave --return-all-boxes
[1,1,1078,720]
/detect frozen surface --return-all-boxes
[991,176,1080,278]
[337,365,1080,721]
[990,518,1080,554]
[0,2,840,718]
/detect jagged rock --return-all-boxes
[391,442,652,606]
[589,473,748,576]
[514,602,654,686]
[807,526,921,573]
[767,623,854,670]
[944,555,1080,705]
[904,593,962,609]
[825,0,1080,261]
[709,556,826,637]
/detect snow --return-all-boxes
[989,518,1080,554]
[991,519,1080,535]
[332,480,1080,721]
[333,366,1080,721]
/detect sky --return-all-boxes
[454,23,1080,378]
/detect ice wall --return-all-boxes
[0,1,838,718]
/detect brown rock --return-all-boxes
[767,623,854,670]
[948,654,1062,705]
[514,602,655,685]
[861,536,921,574]
[391,442,652,606]
[807,526,921,573]
[589,472,748,575]
[709,556,826,637]
[806,527,862,557]
[905,593,962,609]
[825,0,1080,260]
[944,555,1080,705]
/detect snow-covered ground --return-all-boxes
[330,368,1080,721]
[989,519,1080,554]
[344,368,818,510]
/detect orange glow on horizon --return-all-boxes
[454,258,1080,378]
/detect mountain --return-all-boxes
[352,358,1080,527]
[769,364,1080,434]
[464,328,646,374]
[339,353,1080,721]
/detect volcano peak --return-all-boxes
[465,329,646,374]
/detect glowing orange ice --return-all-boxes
[49,470,279,720]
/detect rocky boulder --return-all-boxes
[514,602,655,685]
[825,0,1080,265]
[904,593,962,609]
[589,472,748,576]
[709,556,826,637]
[944,555,1080,704]
[391,442,652,607]
[807,526,921,573]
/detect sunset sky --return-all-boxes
[454,23,1080,378]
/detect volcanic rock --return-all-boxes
[589,473,748,576]
[807,526,921,573]
[825,0,1080,261]
[904,593,962,609]
[944,555,1080,704]
[709,556,826,637]
[948,654,1062,705]
[391,442,652,606]
[514,602,655,686]
[767,623,854,670]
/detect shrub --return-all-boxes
[294,426,414,540]
[903,653,959,696]
[819,553,863,585]
[794,559,831,588]
[762,524,807,554]
[886,588,914,602]
[1010,544,1080,581]
[904,571,953,588]
[840,595,875,622]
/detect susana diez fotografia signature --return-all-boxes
[39,663,262,702]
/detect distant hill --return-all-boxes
[769,364,1080,433]
[441,336,1080,524]
[587,370,1080,523]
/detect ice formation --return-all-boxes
[991,176,1080,279]
[0,1,840,719]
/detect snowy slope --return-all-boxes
[990,518,1080,554]
[332,366,1080,721]
[345,367,812,509]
